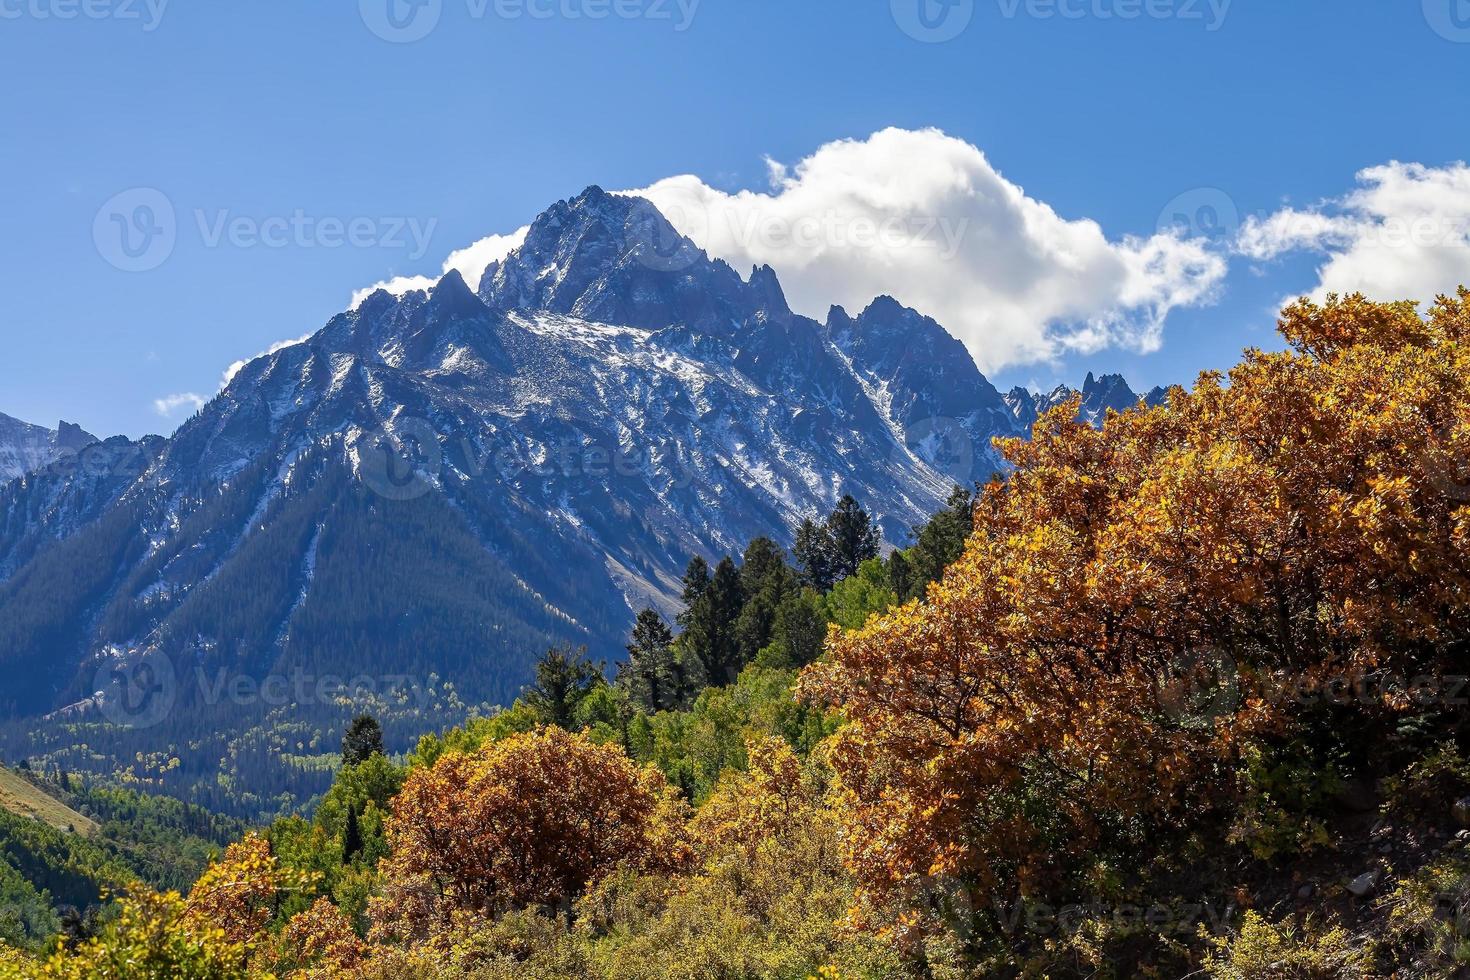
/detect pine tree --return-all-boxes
[826,494,881,583]
[342,802,363,864]
[906,485,975,596]
[676,555,711,628]
[668,640,709,709]
[523,645,604,730]
[734,536,798,662]
[618,608,677,713]
[679,555,745,687]
[770,590,826,667]
[793,517,835,592]
[703,557,746,685]
[887,548,913,600]
[341,715,385,767]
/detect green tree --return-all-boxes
[825,494,881,584]
[676,556,711,628]
[887,547,913,600]
[903,485,975,597]
[734,537,798,664]
[341,804,363,865]
[340,714,384,767]
[523,645,605,730]
[792,517,834,592]
[618,608,678,713]
[696,558,746,686]
[765,590,827,669]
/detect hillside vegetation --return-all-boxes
[0,771,92,837]
[5,289,1470,978]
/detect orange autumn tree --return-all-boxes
[277,897,368,978]
[801,290,1470,949]
[185,833,312,948]
[374,726,688,939]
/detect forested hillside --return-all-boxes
[5,290,1470,978]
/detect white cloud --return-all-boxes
[338,128,1226,372]
[626,127,1227,371]
[154,392,206,418]
[1237,161,1470,304]
[221,334,313,390]
[350,227,529,309]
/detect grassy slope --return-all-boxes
[0,766,96,835]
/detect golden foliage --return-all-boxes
[802,290,1470,944]
[278,896,369,977]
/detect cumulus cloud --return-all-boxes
[342,128,1226,372]
[154,392,206,418]
[1237,161,1470,305]
[627,128,1227,371]
[350,228,529,309]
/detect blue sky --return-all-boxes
[2,0,1468,438]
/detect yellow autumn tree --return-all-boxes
[801,290,1470,955]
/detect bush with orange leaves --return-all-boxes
[371,727,690,942]
[277,897,368,978]
[801,291,1470,955]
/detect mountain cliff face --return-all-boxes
[0,188,1162,814]
[1002,373,1172,432]
[0,415,97,484]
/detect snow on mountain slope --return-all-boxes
[0,186,1160,813]
[0,415,97,484]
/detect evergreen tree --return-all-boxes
[793,517,835,592]
[703,557,746,685]
[734,537,798,663]
[738,537,789,596]
[676,555,711,628]
[825,494,881,583]
[904,485,976,597]
[887,548,913,600]
[341,803,363,864]
[682,557,745,686]
[341,715,385,767]
[770,590,826,668]
[668,641,709,710]
[618,608,678,713]
[523,645,604,730]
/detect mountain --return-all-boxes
[0,415,97,484]
[1002,373,1173,432]
[0,188,1155,816]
